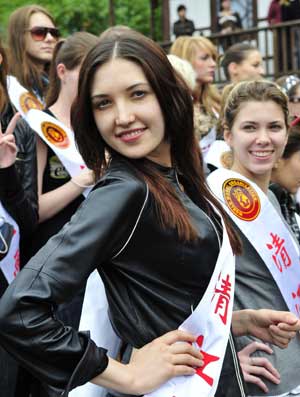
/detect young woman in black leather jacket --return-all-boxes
[0,31,299,397]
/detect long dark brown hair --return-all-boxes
[8,5,56,98]
[72,31,241,253]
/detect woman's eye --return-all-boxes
[132,90,146,98]
[96,99,111,109]
[243,125,256,131]
[270,124,282,131]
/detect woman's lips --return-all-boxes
[117,127,147,143]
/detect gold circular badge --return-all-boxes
[222,178,260,221]
[41,122,70,149]
[19,92,43,114]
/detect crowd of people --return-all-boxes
[1,3,300,397]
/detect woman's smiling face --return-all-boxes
[91,58,171,166]
[224,100,288,186]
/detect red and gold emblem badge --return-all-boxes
[19,92,43,114]
[41,122,70,149]
[222,178,260,221]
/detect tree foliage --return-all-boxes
[0,0,162,40]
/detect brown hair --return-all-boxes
[72,31,241,253]
[8,4,56,98]
[0,39,9,113]
[221,42,259,81]
[223,80,289,130]
[171,36,221,114]
[282,124,300,159]
[45,32,99,107]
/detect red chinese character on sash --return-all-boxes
[211,273,232,325]
[292,284,300,317]
[195,335,220,386]
[13,249,20,278]
[266,233,291,272]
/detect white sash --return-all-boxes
[7,75,44,116]
[70,271,121,397]
[25,109,92,197]
[208,168,300,318]
[200,127,217,160]
[205,140,231,169]
[0,202,20,284]
[7,76,91,196]
[145,219,235,397]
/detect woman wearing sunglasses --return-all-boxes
[8,4,59,102]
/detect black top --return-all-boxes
[0,155,243,395]
[0,106,38,294]
[173,18,195,37]
[30,109,84,255]
[269,183,300,244]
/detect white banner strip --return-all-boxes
[145,219,235,397]
[0,202,20,284]
[208,168,300,318]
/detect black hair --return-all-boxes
[177,5,186,13]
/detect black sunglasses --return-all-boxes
[27,26,60,41]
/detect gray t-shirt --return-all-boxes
[234,191,300,396]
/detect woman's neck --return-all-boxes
[48,92,72,129]
[231,164,271,194]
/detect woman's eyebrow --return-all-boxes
[91,82,149,99]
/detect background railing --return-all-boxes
[160,19,300,84]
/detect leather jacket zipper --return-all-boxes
[229,332,246,397]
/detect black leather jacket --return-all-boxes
[0,156,245,396]
[0,116,38,236]
[0,107,38,280]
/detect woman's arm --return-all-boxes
[92,331,203,395]
[36,135,94,223]
[232,309,300,348]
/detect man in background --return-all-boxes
[173,4,195,38]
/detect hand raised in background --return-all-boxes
[0,112,21,168]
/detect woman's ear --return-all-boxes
[228,62,238,79]
[223,124,232,146]
[273,158,284,171]
[56,63,66,83]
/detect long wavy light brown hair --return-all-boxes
[8,5,56,98]
[72,31,241,253]
[0,39,9,113]
[170,36,221,115]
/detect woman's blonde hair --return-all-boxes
[170,36,221,114]
[167,54,196,91]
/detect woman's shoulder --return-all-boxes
[91,158,148,203]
